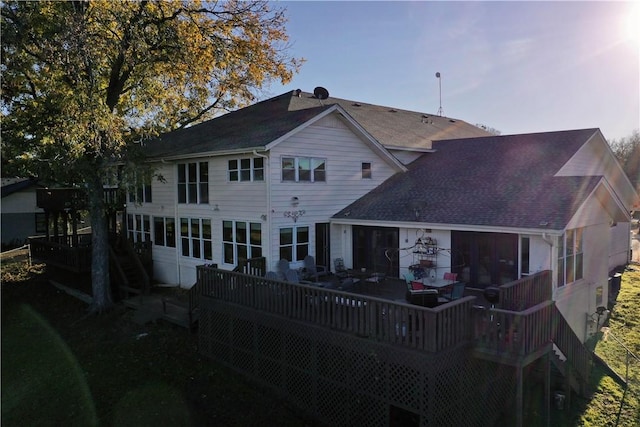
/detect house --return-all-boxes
[1,177,45,249]
[132,88,637,344]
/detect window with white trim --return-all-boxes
[279,226,309,262]
[180,218,212,260]
[153,217,175,248]
[129,183,152,204]
[222,220,262,264]
[177,162,209,204]
[228,157,264,182]
[282,157,326,182]
[127,214,151,243]
[557,228,583,287]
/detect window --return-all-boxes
[153,217,175,248]
[281,157,326,182]
[180,218,212,260]
[228,157,264,182]
[35,213,47,233]
[362,162,372,179]
[177,162,209,204]
[222,220,262,264]
[127,172,152,204]
[127,214,151,243]
[279,226,309,262]
[557,228,583,287]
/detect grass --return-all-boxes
[581,265,640,426]
[2,250,639,426]
[1,251,310,427]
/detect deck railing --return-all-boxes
[499,270,552,311]
[472,300,555,358]
[29,236,92,272]
[196,265,476,352]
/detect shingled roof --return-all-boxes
[1,177,39,198]
[333,128,603,230]
[143,90,489,159]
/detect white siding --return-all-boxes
[554,222,610,343]
[267,113,399,271]
[558,134,637,208]
[130,156,268,286]
[609,222,631,268]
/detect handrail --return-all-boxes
[108,245,129,289]
[196,265,476,352]
[552,304,591,383]
[123,239,150,294]
[28,237,91,272]
[499,270,552,311]
[473,300,555,357]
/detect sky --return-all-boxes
[263,1,640,141]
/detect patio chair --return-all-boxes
[334,258,351,280]
[285,269,300,284]
[276,259,290,281]
[302,255,328,282]
[441,282,466,302]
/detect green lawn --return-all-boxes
[2,252,639,426]
[581,266,640,426]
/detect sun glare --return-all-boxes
[623,3,640,46]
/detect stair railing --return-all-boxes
[552,304,592,390]
[123,239,150,295]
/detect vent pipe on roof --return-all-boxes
[436,72,443,116]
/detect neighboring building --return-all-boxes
[132,89,637,342]
[1,177,45,248]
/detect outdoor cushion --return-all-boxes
[411,281,425,290]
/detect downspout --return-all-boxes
[171,160,181,287]
[253,150,270,269]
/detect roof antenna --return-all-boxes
[435,72,443,116]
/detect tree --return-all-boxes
[1,0,302,313]
[609,130,640,190]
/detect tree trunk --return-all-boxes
[88,173,113,313]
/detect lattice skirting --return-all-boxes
[199,298,518,426]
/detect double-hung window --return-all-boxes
[128,214,151,243]
[153,217,176,248]
[282,157,326,182]
[222,221,262,264]
[228,157,264,182]
[177,162,209,204]
[180,218,212,260]
[557,228,584,287]
[279,226,309,262]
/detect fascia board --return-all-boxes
[329,218,563,235]
[146,147,267,163]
